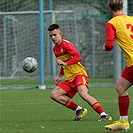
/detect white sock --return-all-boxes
[100,112,107,116]
[120,116,128,120]
[76,106,82,111]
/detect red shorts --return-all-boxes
[57,74,89,99]
[121,65,133,83]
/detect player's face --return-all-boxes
[49,29,62,46]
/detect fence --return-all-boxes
[0,0,133,89]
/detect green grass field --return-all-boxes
[0,88,132,133]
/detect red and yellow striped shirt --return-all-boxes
[53,39,88,82]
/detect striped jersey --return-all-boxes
[53,39,88,82]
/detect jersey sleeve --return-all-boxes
[104,23,116,51]
[65,43,82,65]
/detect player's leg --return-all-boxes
[77,85,112,121]
[76,75,112,121]
[50,82,85,120]
[50,86,69,105]
[50,86,79,110]
[105,77,132,131]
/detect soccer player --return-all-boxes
[103,0,133,131]
[48,24,112,121]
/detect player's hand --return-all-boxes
[55,76,62,85]
[56,59,67,66]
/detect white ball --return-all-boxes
[22,57,38,73]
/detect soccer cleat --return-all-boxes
[74,108,87,121]
[98,115,112,121]
[105,120,130,131]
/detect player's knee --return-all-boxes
[115,84,125,95]
[50,91,56,100]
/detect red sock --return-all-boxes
[118,95,130,116]
[65,100,78,110]
[92,102,104,114]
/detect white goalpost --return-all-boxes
[0,10,78,89]
[3,15,18,77]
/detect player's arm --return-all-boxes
[55,67,64,85]
[56,44,82,66]
[103,23,116,51]
[65,43,82,65]
[66,51,82,65]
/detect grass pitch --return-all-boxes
[0,88,132,133]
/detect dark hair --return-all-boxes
[107,0,123,12]
[48,24,60,31]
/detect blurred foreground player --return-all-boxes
[103,0,133,131]
[48,23,112,121]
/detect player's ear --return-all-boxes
[60,32,62,36]
[109,7,113,13]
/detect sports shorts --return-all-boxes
[121,65,133,83]
[57,74,89,98]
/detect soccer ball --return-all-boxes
[22,57,38,73]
